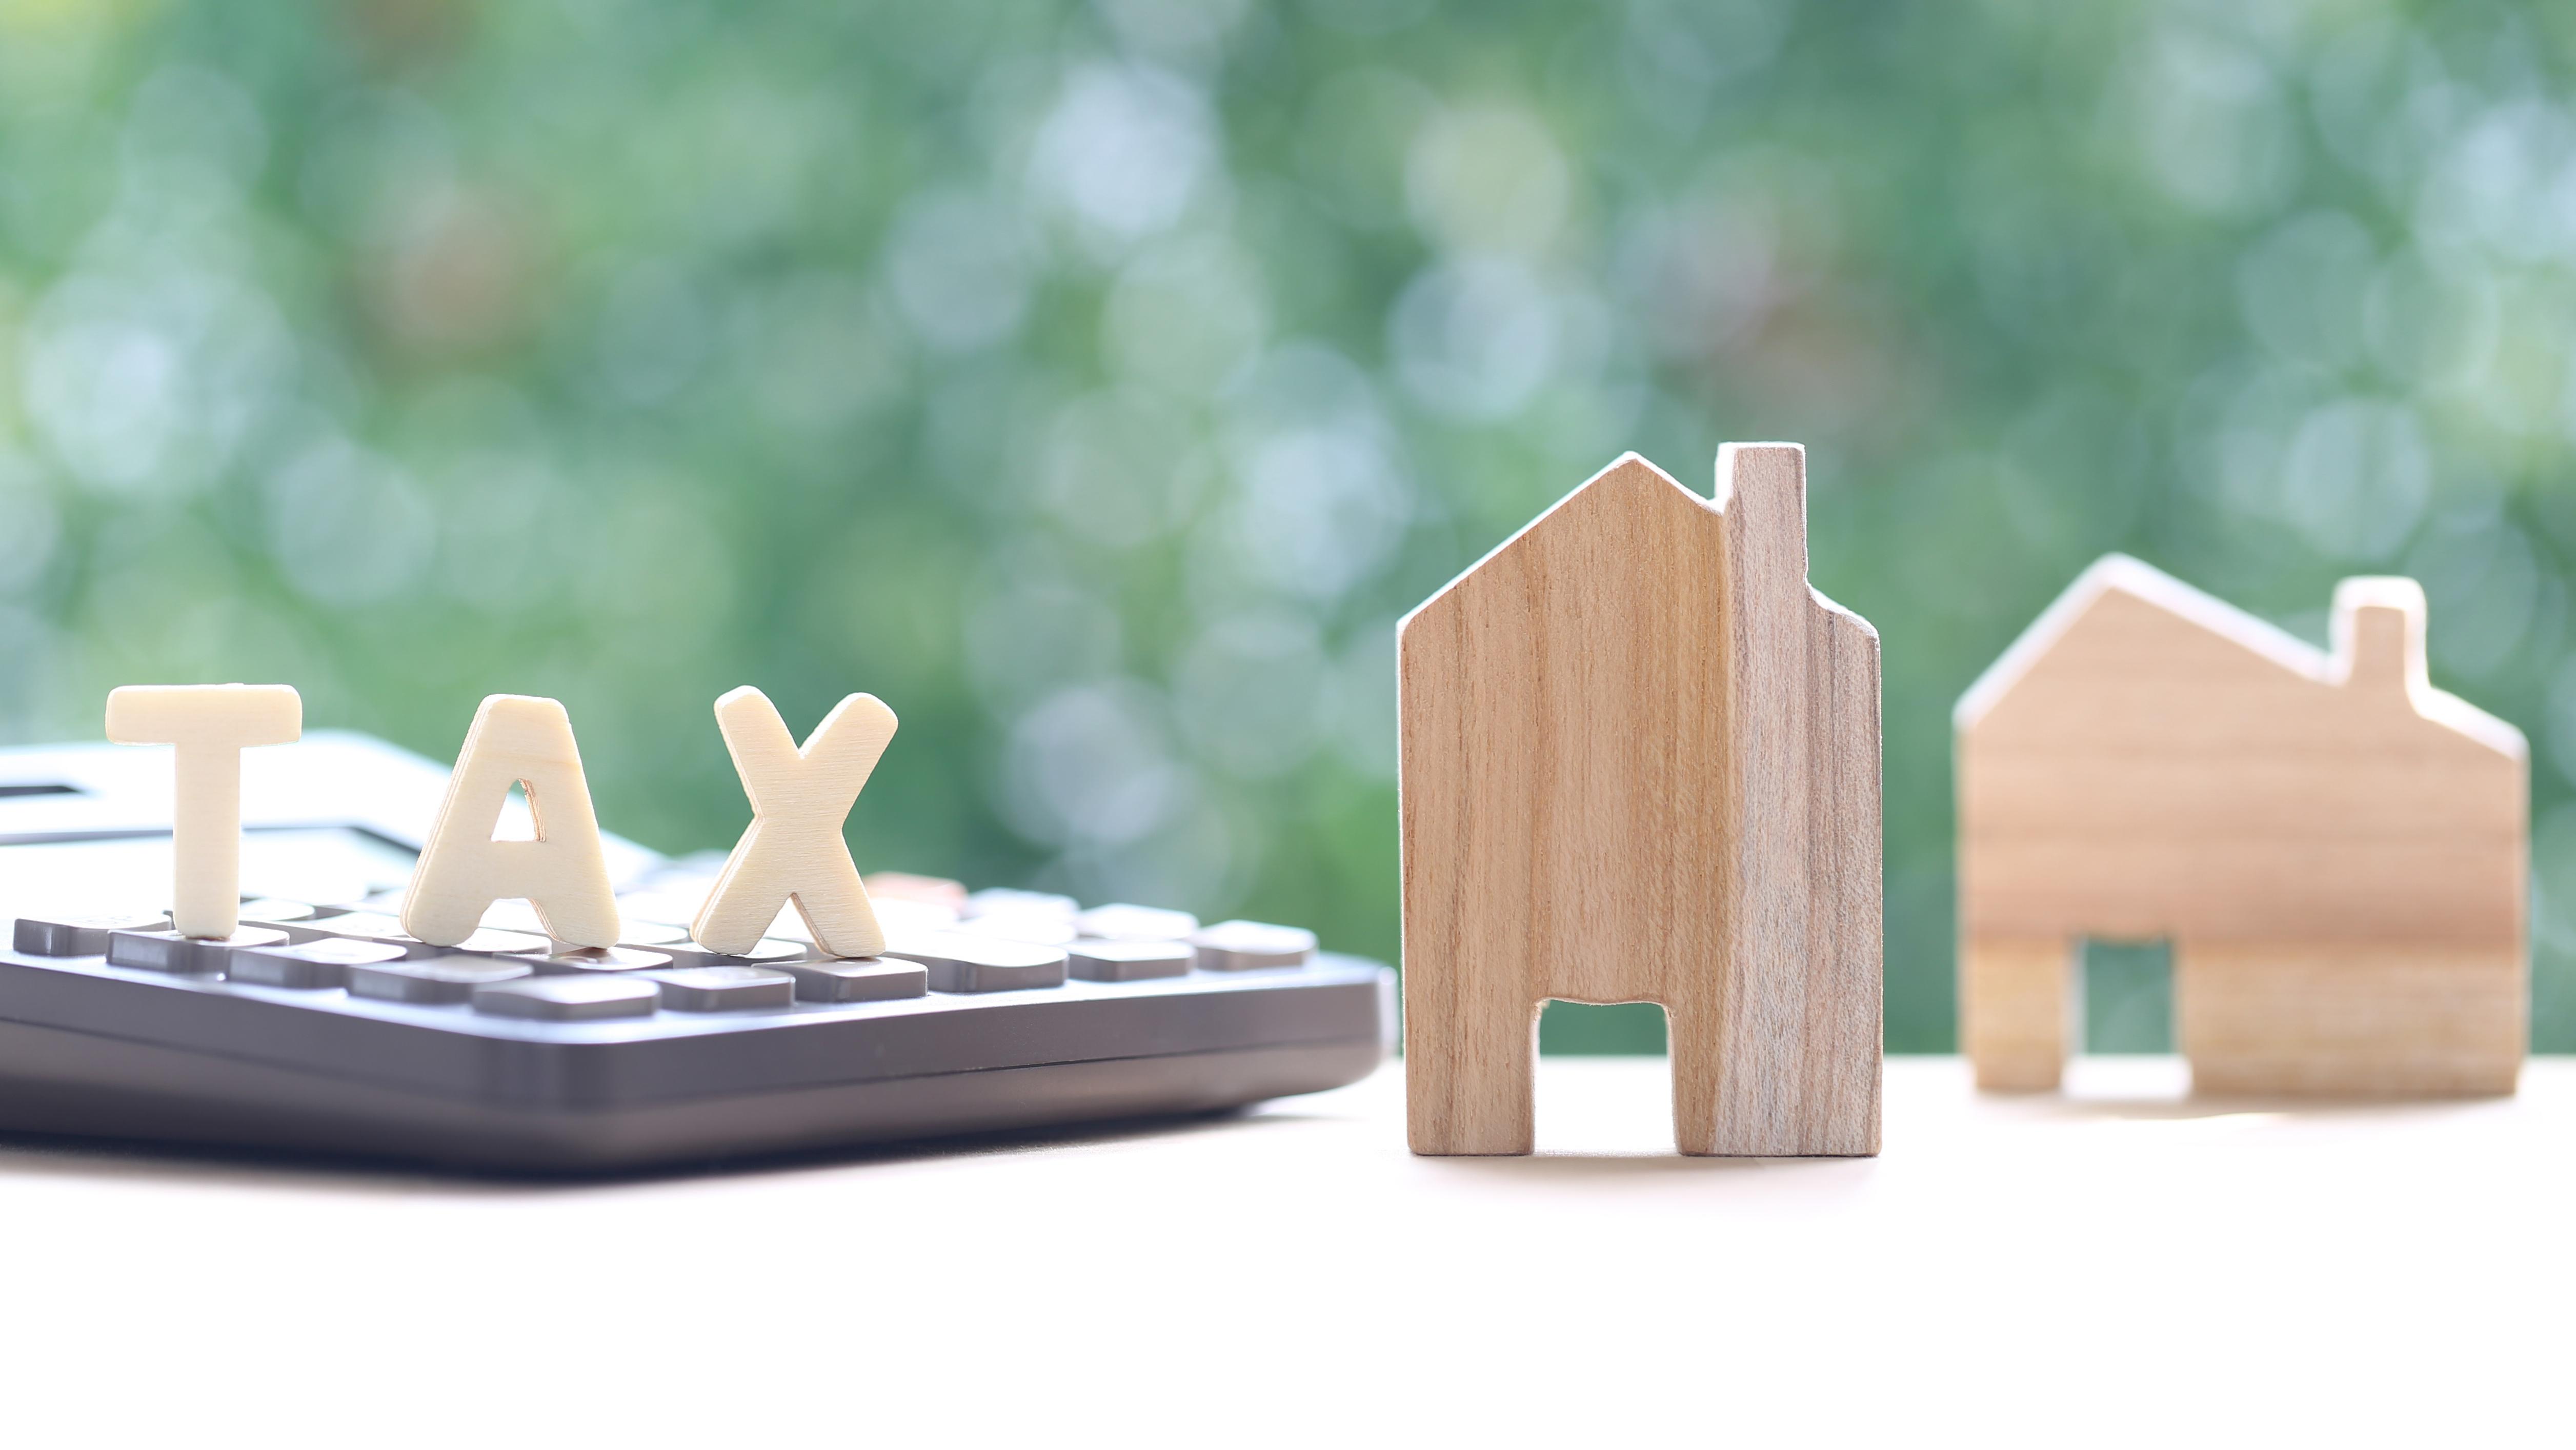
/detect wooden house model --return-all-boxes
[1398,446,1883,1156]
[1956,555,2527,1095]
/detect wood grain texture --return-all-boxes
[104,684,303,938]
[1399,446,1882,1157]
[400,694,622,950]
[1957,556,2527,1095]
[692,687,897,958]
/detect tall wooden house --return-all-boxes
[1398,447,1883,1156]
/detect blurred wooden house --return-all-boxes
[1956,556,2527,1095]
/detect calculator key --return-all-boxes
[1075,903,1200,942]
[229,936,410,989]
[473,975,660,1021]
[317,913,548,959]
[238,899,318,923]
[651,937,808,970]
[872,897,961,936]
[303,911,428,954]
[15,911,171,957]
[882,932,1068,993]
[235,900,348,943]
[771,957,929,1003]
[477,900,641,946]
[348,956,534,1004]
[448,927,553,956]
[517,946,674,976]
[650,966,795,1012]
[1189,920,1317,971]
[107,927,291,976]
[863,872,968,912]
[1067,939,1193,982]
[961,888,1078,921]
[954,913,1079,947]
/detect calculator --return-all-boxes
[0,731,1392,1172]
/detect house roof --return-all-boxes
[1399,451,1714,631]
[1953,553,2524,758]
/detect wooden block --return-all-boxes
[1956,557,2528,1096]
[1398,446,1883,1157]
[104,684,302,939]
[691,687,898,959]
[399,695,622,950]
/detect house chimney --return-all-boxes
[1714,443,1810,609]
[2330,576,2428,700]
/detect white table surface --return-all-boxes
[0,1056,2562,1446]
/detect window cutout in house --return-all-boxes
[1538,999,1668,1055]
[2081,938,2174,1054]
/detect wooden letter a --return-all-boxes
[692,688,897,958]
[401,695,620,949]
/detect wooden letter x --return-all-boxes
[692,688,898,958]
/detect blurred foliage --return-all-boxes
[4,0,2576,1052]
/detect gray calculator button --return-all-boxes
[518,946,674,975]
[104,930,206,974]
[473,975,660,1021]
[347,956,534,1004]
[451,928,550,955]
[234,900,346,943]
[15,911,171,957]
[306,912,428,956]
[1189,920,1317,972]
[1075,903,1200,942]
[652,937,808,969]
[616,919,691,947]
[651,966,795,1012]
[954,914,1078,946]
[961,888,1078,921]
[107,927,290,976]
[229,936,410,989]
[882,932,1068,993]
[772,957,929,1003]
[318,914,547,959]
[238,899,317,923]
[1067,939,1193,982]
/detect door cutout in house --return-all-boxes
[1535,1000,1675,1153]
[2081,938,2173,1054]
[1538,999,1668,1055]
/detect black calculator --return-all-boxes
[0,732,1391,1171]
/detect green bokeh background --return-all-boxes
[4,0,2574,1052]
